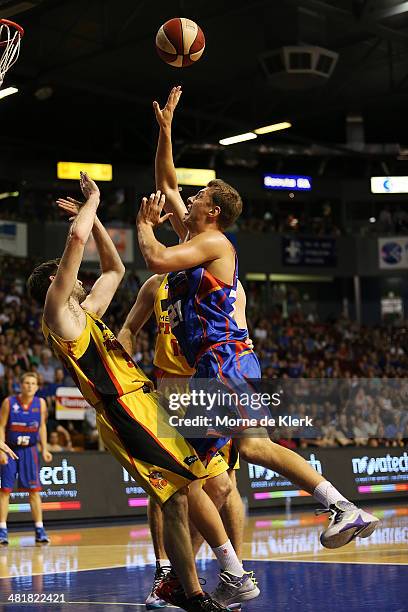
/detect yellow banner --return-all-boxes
[175,168,216,186]
[57,162,113,181]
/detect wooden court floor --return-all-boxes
[0,503,407,611]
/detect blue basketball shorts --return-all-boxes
[186,341,262,464]
[0,446,41,492]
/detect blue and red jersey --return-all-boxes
[5,395,41,448]
[167,255,248,368]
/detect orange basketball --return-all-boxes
[156,17,205,68]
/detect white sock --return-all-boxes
[35,521,43,528]
[0,522,6,529]
[313,481,350,508]
[212,540,244,577]
[157,559,170,568]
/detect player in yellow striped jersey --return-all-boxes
[27,173,251,612]
[118,273,249,609]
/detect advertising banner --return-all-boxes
[4,452,149,523]
[378,237,408,269]
[84,228,133,263]
[55,387,89,420]
[0,220,27,257]
[4,447,406,522]
[282,237,337,267]
[239,447,408,509]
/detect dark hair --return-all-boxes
[207,179,243,230]
[27,259,60,303]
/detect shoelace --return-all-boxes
[216,570,258,592]
[153,565,172,591]
[315,507,332,516]
[315,505,349,525]
[245,570,258,587]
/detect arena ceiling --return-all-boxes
[1,0,408,166]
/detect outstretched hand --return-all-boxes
[80,171,100,199]
[153,85,182,130]
[137,191,173,227]
[56,196,83,221]
[0,440,18,461]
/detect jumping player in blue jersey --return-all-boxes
[136,85,380,607]
[0,371,52,545]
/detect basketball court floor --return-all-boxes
[0,502,407,611]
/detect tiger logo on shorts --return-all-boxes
[148,471,168,490]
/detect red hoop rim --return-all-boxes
[0,19,24,37]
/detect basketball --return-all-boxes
[155,17,205,68]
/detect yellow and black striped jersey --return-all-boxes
[153,275,195,377]
[42,310,152,408]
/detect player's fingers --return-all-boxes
[154,190,162,206]
[57,201,74,210]
[158,192,166,212]
[3,445,17,460]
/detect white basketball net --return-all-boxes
[0,22,23,87]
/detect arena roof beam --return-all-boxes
[0,0,44,18]
[372,2,408,20]
[294,0,408,41]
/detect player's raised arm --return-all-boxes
[43,172,100,320]
[57,195,125,318]
[137,191,222,273]
[153,86,188,240]
[117,275,161,354]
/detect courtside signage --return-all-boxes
[371,176,408,193]
[57,162,113,181]
[264,174,312,191]
[175,168,216,186]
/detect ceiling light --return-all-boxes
[219,132,257,146]
[0,87,18,100]
[254,122,292,135]
[0,191,19,200]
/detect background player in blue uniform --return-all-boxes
[0,371,52,544]
[136,86,380,607]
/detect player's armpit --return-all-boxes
[81,269,124,318]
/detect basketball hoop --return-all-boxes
[0,19,24,87]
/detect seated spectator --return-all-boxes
[353,417,369,446]
[47,430,72,452]
[37,349,56,384]
[47,431,63,452]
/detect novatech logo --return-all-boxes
[249,453,322,480]
[40,459,77,485]
[352,453,408,475]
